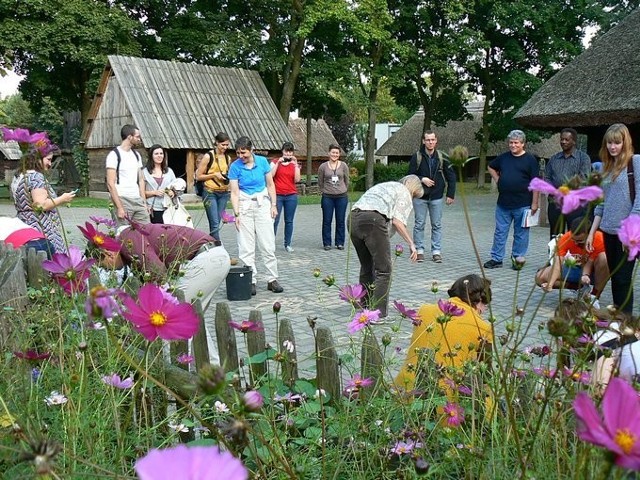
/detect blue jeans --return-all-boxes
[321,195,348,247]
[412,197,444,254]
[490,205,531,262]
[274,194,298,247]
[203,190,230,240]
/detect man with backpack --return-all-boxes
[408,130,456,263]
[106,124,149,226]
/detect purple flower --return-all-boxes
[176,353,194,365]
[89,215,117,229]
[85,286,121,320]
[437,299,465,317]
[14,350,51,361]
[458,384,473,396]
[618,215,640,261]
[394,244,404,256]
[42,246,95,295]
[390,440,422,455]
[562,367,591,384]
[532,367,557,378]
[348,309,381,334]
[338,284,367,306]
[31,368,41,382]
[1,127,51,155]
[393,300,420,325]
[273,392,303,403]
[121,284,200,341]
[529,178,602,215]
[243,390,264,411]
[135,445,248,480]
[573,377,640,470]
[530,345,551,357]
[102,373,134,389]
[345,374,374,393]
[221,210,236,224]
[443,402,465,427]
[229,320,263,333]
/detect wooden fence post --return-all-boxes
[23,247,47,288]
[361,330,383,396]
[278,318,298,385]
[191,298,210,372]
[215,302,239,373]
[170,290,189,372]
[315,326,340,402]
[0,243,28,350]
[246,310,266,380]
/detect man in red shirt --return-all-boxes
[535,217,609,297]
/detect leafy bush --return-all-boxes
[350,161,410,190]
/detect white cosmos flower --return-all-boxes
[44,391,68,406]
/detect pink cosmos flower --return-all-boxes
[393,300,420,325]
[338,283,367,306]
[1,127,51,155]
[78,222,122,252]
[443,402,465,427]
[102,373,134,389]
[135,445,248,480]
[562,367,591,384]
[345,374,374,392]
[437,299,465,317]
[395,244,404,256]
[42,246,95,295]
[85,286,121,320]
[573,377,640,470]
[121,283,200,341]
[532,367,557,379]
[229,320,263,333]
[528,178,602,215]
[347,309,381,334]
[220,210,236,223]
[618,215,640,261]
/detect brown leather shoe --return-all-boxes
[432,254,442,263]
[267,280,283,293]
[416,253,424,263]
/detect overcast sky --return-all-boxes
[0,70,22,99]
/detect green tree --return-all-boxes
[0,93,34,128]
[388,0,478,132]
[0,0,140,123]
[467,0,601,187]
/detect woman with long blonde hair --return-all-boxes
[587,123,640,313]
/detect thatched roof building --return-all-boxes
[287,118,344,172]
[515,9,640,154]
[82,55,292,193]
[376,109,559,161]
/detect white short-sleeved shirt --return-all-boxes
[105,147,143,198]
[351,182,413,226]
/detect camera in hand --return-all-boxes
[221,173,230,185]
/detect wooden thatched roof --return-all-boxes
[515,9,640,128]
[83,55,292,150]
[376,110,559,158]
[288,118,344,157]
[0,140,21,160]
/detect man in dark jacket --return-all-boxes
[407,131,456,263]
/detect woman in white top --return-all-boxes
[143,144,176,224]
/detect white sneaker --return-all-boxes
[285,246,294,252]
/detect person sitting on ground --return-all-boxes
[395,274,493,393]
[535,217,608,298]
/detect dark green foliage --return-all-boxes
[350,161,411,191]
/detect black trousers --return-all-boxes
[348,210,392,317]
[603,231,636,313]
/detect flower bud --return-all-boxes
[243,390,264,411]
[197,363,225,395]
[381,334,391,347]
[273,302,281,313]
[313,268,321,278]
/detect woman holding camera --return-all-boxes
[318,144,349,250]
[196,132,232,242]
[271,141,301,252]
